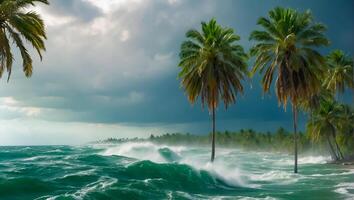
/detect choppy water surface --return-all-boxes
[0,142,353,200]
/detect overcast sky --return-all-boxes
[0,0,353,145]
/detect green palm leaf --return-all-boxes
[0,0,48,81]
[179,19,248,110]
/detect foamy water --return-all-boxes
[0,143,352,200]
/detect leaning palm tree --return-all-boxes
[178,19,248,162]
[0,0,48,81]
[307,100,345,160]
[336,104,354,155]
[250,7,329,173]
[324,50,354,98]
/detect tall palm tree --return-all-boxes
[249,7,329,173]
[178,19,248,162]
[324,50,354,98]
[0,0,48,82]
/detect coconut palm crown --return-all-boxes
[324,50,353,94]
[179,18,248,110]
[0,0,48,81]
[249,7,329,107]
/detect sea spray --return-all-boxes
[0,144,352,200]
[101,142,183,163]
[101,142,249,187]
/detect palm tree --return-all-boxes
[178,19,248,162]
[307,100,345,160]
[336,104,354,156]
[249,7,329,173]
[0,0,48,82]
[324,50,354,99]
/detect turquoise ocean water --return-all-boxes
[0,142,353,200]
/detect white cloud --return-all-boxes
[0,97,41,117]
[2,96,18,106]
[168,0,180,5]
[153,52,173,62]
[86,17,115,35]
[120,30,131,42]
[84,0,143,13]
[29,6,75,27]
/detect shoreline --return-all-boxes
[327,158,354,167]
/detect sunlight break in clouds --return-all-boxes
[0,97,41,117]
[29,6,75,27]
[120,30,131,42]
[84,0,143,13]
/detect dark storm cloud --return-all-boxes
[46,0,102,22]
[1,0,353,132]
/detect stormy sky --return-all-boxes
[0,0,353,145]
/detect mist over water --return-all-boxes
[0,142,353,200]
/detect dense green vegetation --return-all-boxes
[149,125,353,158]
[149,128,311,153]
[100,120,353,158]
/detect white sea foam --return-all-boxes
[46,149,63,153]
[249,170,300,185]
[204,161,249,188]
[101,142,186,163]
[61,169,96,179]
[22,155,50,161]
[209,196,278,200]
[298,156,330,164]
[237,197,278,200]
[101,142,250,188]
[143,178,163,184]
[310,169,354,177]
[275,155,330,166]
[72,176,117,200]
[101,142,166,162]
[334,182,354,199]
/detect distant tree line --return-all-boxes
[148,127,353,159]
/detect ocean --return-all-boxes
[0,142,353,200]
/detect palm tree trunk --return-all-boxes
[329,126,344,160]
[211,106,216,162]
[327,135,338,161]
[292,105,298,173]
[335,139,344,160]
[352,88,354,106]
